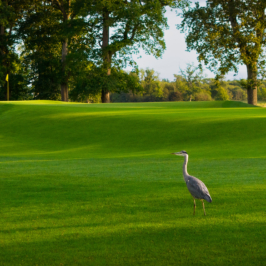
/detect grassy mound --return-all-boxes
[0,100,265,265]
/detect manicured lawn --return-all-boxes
[0,100,265,265]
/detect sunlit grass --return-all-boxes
[0,100,265,265]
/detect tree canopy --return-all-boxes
[0,0,187,102]
[83,0,182,102]
[179,0,266,105]
[2,0,264,104]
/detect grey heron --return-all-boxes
[172,150,212,215]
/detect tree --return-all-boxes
[19,1,62,100]
[168,91,183,101]
[140,68,163,100]
[215,86,230,101]
[19,0,94,101]
[49,0,74,101]
[0,0,30,100]
[87,0,184,103]
[179,0,266,105]
[160,80,180,101]
[69,66,142,102]
[48,0,95,101]
[258,87,266,101]
[176,63,203,101]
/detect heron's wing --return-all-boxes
[186,176,212,202]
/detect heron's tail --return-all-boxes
[205,194,212,203]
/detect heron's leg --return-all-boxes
[193,198,196,215]
[201,200,206,216]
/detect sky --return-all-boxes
[127,6,247,82]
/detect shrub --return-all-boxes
[215,86,230,101]
[258,87,266,101]
[168,91,183,101]
[194,92,212,101]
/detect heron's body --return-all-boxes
[185,174,212,203]
[172,150,212,215]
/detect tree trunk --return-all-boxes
[101,9,111,103]
[61,38,68,101]
[246,64,258,105]
[0,24,5,70]
[0,24,9,100]
[61,82,68,101]
[101,88,110,103]
[0,24,4,38]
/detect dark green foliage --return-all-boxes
[0,0,31,100]
[19,0,95,100]
[1,73,30,100]
[69,66,142,102]
[18,2,62,99]
[0,57,30,100]
[168,91,183,101]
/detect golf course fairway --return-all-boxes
[0,100,265,265]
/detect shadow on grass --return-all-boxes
[0,219,265,266]
[0,101,265,159]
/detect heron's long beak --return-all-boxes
[171,152,182,155]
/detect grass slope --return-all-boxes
[0,100,265,265]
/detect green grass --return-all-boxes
[0,100,265,265]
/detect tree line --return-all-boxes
[1,0,266,105]
[110,66,266,103]
[0,0,185,102]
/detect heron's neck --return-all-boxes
[183,154,189,180]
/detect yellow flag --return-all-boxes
[6,74,9,82]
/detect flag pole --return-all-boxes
[6,74,9,101]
